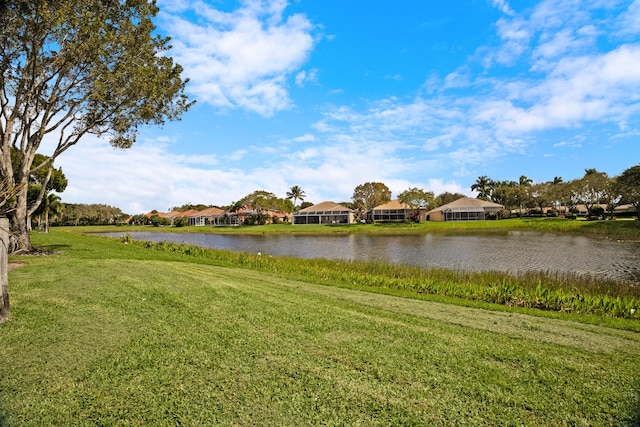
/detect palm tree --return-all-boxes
[42,193,63,233]
[550,177,563,211]
[471,176,493,201]
[516,175,533,216]
[286,185,306,210]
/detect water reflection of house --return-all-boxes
[427,197,504,221]
[368,200,427,222]
[292,201,355,224]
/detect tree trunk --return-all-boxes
[9,185,34,253]
[0,217,10,322]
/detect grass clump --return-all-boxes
[1,230,639,425]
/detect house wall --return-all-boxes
[428,210,444,222]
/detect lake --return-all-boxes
[100,230,640,284]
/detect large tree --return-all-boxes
[0,179,22,321]
[490,180,518,213]
[529,182,551,215]
[238,190,280,213]
[616,164,640,219]
[434,192,465,207]
[0,0,191,252]
[352,182,391,217]
[576,169,609,218]
[397,187,434,221]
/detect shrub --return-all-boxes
[496,209,511,220]
[173,217,189,227]
[244,213,269,225]
[150,215,171,227]
[589,206,605,218]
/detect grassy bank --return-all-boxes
[133,239,640,324]
[81,216,640,240]
[2,231,640,425]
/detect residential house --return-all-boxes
[427,197,504,221]
[187,207,227,226]
[292,201,355,225]
[368,200,427,222]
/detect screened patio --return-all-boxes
[441,206,487,221]
[292,201,355,225]
[426,197,504,222]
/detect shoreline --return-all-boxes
[65,217,640,241]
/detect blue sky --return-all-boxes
[53,0,640,214]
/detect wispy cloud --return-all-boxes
[489,0,515,16]
[295,68,319,87]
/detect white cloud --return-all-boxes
[443,67,472,89]
[491,17,531,65]
[54,136,271,214]
[477,43,640,134]
[425,179,469,197]
[227,149,248,161]
[533,29,578,65]
[291,133,316,143]
[295,68,319,87]
[617,0,640,36]
[159,0,317,117]
[489,0,515,16]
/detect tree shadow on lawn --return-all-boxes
[627,377,640,427]
[24,244,70,256]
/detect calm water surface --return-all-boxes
[102,231,640,283]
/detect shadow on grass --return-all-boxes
[31,244,70,253]
[629,375,640,427]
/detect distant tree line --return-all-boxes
[470,164,640,219]
[33,163,639,228]
[46,203,127,226]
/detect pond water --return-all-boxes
[100,231,640,284]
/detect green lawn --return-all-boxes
[1,230,639,425]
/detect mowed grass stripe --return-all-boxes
[2,243,640,424]
[167,261,640,354]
